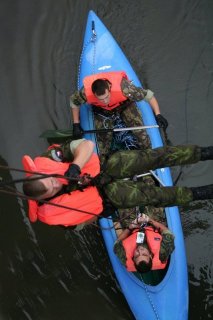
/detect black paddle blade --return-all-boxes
[40,129,73,139]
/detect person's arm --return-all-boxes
[64,139,95,179]
[116,214,150,242]
[148,96,160,116]
[129,215,169,235]
[71,106,81,124]
[41,139,90,163]
[71,139,95,170]
[117,228,132,241]
[121,78,156,109]
[148,218,175,262]
[121,78,168,129]
[148,218,169,234]
[70,88,87,135]
[159,230,175,262]
[113,239,127,266]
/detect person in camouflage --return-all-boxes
[70,72,168,161]
[40,138,166,226]
[41,140,213,208]
[23,139,213,227]
[113,214,175,273]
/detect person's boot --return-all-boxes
[191,184,213,200]
[200,147,213,161]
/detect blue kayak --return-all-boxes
[79,10,188,320]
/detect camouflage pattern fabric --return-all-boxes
[104,144,201,178]
[92,101,166,227]
[103,145,202,208]
[93,101,151,166]
[104,180,193,208]
[159,229,175,262]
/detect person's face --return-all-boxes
[38,177,63,200]
[95,88,111,105]
[133,245,152,266]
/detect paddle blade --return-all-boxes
[40,129,73,139]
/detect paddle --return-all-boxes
[159,127,172,146]
[40,125,159,139]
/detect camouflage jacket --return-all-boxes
[70,77,154,107]
[114,228,175,267]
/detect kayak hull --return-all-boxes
[79,10,188,320]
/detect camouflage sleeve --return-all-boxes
[159,229,175,262]
[70,87,87,107]
[113,240,127,266]
[121,77,154,102]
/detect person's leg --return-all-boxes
[93,110,114,166]
[112,114,139,150]
[120,101,151,149]
[103,180,194,208]
[105,145,202,178]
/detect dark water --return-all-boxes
[0,1,213,319]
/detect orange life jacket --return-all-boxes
[122,227,167,272]
[83,71,128,110]
[22,151,103,226]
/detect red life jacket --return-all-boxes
[83,71,128,110]
[122,227,167,272]
[22,152,103,226]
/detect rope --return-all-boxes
[0,186,138,231]
[141,275,160,320]
[77,21,97,90]
[0,165,81,186]
[0,163,138,228]
[0,187,113,220]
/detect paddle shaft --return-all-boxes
[40,125,159,138]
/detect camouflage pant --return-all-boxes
[92,102,167,223]
[103,145,201,208]
[93,101,151,165]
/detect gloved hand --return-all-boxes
[64,163,81,183]
[155,114,168,129]
[73,123,83,138]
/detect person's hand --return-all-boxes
[73,123,83,138]
[137,214,149,224]
[64,163,81,183]
[155,114,168,129]
[128,214,149,230]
